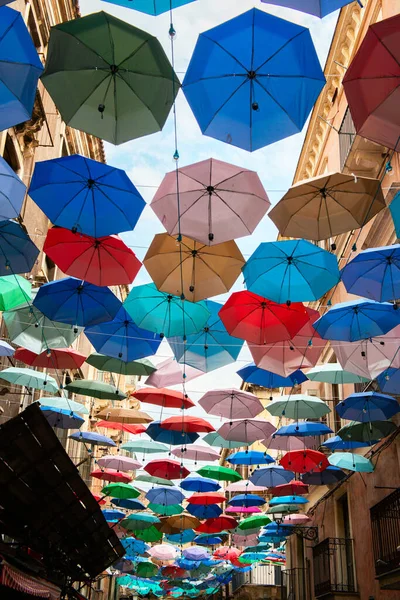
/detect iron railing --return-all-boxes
[281,568,307,600]
[339,107,357,171]
[370,488,400,577]
[313,538,356,596]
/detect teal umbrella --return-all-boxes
[0,367,58,392]
[203,432,243,449]
[329,452,374,473]
[267,394,330,420]
[121,440,169,454]
[65,379,126,400]
[148,503,184,516]
[266,504,299,515]
[135,473,175,487]
[86,353,156,376]
[337,420,396,443]
[35,396,89,414]
[0,275,31,311]
[122,512,160,531]
[306,363,370,385]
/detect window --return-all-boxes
[2,135,21,174]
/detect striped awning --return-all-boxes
[1,562,60,599]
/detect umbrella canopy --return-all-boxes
[336,392,399,422]
[0,157,26,223]
[91,469,132,484]
[169,300,243,373]
[0,367,58,392]
[69,431,116,447]
[44,227,141,287]
[151,158,270,245]
[158,514,201,533]
[0,341,14,357]
[269,173,385,242]
[237,364,307,389]
[96,407,152,424]
[97,421,146,435]
[269,481,309,497]
[183,547,210,561]
[219,291,309,345]
[337,420,396,443]
[250,466,295,488]
[148,545,177,561]
[197,465,242,483]
[124,283,210,338]
[187,492,226,505]
[135,473,174,486]
[283,514,311,525]
[322,435,374,451]
[33,278,121,327]
[0,7,43,130]
[180,476,220,493]
[313,299,400,342]
[29,155,145,238]
[195,516,237,534]
[144,233,245,302]
[145,357,202,388]
[225,481,266,493]
[101,0,196,16]
[262,434,318,451]
[123,513,160,531]
[134,526,162,542]
[135,562,158,578]
[146,421,199,446]
[260,0,356,18]
[65,380,126,401]
[203,433,244,450]
[121,537,149,556]
[97,455,142,471]
[267,394,330,420]
[187,504,223,520]
[102,509,127,522]
[0,220,39,276]
[227,506,261,515]
[266,504,299,515]
[377,367,400,394]
[85,307,161,362]
[228,494,265,507]
[0,275,31,311]
[121,440,169,454]
[243,240,339,304]
[172,445,220,463]
[218,419,276,444]
[35,396,88,414]
[280,450,329,474]
[328,452,374,473]
[228,451,274,466]
[306,363,370,385]
[40,406,84,430]
[42,11,179,145]
[275,422,333,437]
[16,348,86,370]
[133,388,195,410]
[238,515,271,531]
[160,416,214,433]
[166,530,197,544]
[195,534,226,546]
[183,8,324,152]
[144,459,190,480]
[86,353,156,376]
[146,487,185,506]
[199,388,263,420]
[302,466,346,486]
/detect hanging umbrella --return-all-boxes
[146,487,185,506]
[134,526,163,542]
[168,300,243,373]
[69,431,116,447]
[97,456,142,471]
[86,353,156,376]
[42,11,179,145]
[269,173,384,243]
[197,465,241,483]
[250,466,295,488]
[306,363,370,385]
[172,445,220,463]
[199,388,264,419]
[322,435,374,451]
[203,433,243,450]
[194,534,226,546]
[226,506,262,515]
[40,406,84,430]
[133,388,195,410]
[217,419,276,444]
[187,504,223,520]
[238,515,271,531]
[266,504,299,516]
[195,516,237,534]
[183,8,324,152]
[328,452,374,473]
[96,421,146,435]
[145,357,202,388]
[44,227,141,287]
[102,509,127,522]
[238,552,268,564]
[243,240,340,304]
[101,0,196,16]
[283,514,311,525]
[0,275,31,311]
[166,530,197,544]
[225,481,266,493]
[29,155,145,237]
[121,440,169,454]
[314,299,400,342]
[148,503,183,517]
[121,537,149,556]
[262,433,318,452]
[135,473,174,487]
[160,416,214,433]
[180,476,220,493]
[144,233,245,302]
[144,459,190,480]
[268,481,309,497]
[337,420,396,443]
[36,396,88,414]
[122,513,161,531]
[135,562,158,578]
[0,158,26,223]
[274,422,333,437]
[96,407,152,424]
[183,547,210,561]
[146,421,199,446]
[0,220,39,276]
[16,348,86,370]
[377,367,400,394]
[151,158,270,245]
[250,307,326,376]
[228,451,274,466]
[148,545,177,561]
[65,380,126,401]
[91,469,132,484]
[302,466,346,485]
[124,283,210,338]
[187,492,226,505]
[390,192,400,240]
[261,0,357,17]
[0,367,58,392]
[267,394,330,420]
[228,495,265,507]
[0,340,14,357]
[85,307,161,362]
[158,514,201,533]
[280,450,329,474]
[0,7,43,130]
[237,364,307,389]
[219,291,309,345]
[33,278,121,328]
[336,391,399,422]
[213,548,241,562]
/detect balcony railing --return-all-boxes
[313,538,356,597]
[370,488,400,577]
[281,568,307,600]
[339,107,357,171]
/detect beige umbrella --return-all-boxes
[96,407,153,424]
[143,233,245,302]
[268,172,385,245]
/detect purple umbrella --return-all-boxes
[183,547,210,561]
[218,419,276,444]
[199,389,264,419]
[145,357,203,388]
[232,533,259,546]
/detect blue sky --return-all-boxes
[82,0,337,422]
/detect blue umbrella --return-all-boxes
[69,431,116,447]
[168,300,243,373]
[146,421,199,446]
[243,240,339,304]
[329,452,374,473]
[302,466,346,485]
[227,451,274,466]
[260,0,360,18]
[0,7,43,131]
[187,504,223,519]
[146,487,185,506]
[322,435,375,450]
[122,537,149,556]
[377,367,400,394]
[85,307,161,362]
[180,476,220,492]
[166,530,197,544]
[250,466,294,487]
[112,498,146,511]
[101,0,196,15]
[0,220,39,276]
[228,494,265,507]
[237,363,307,388]
[29,155,145,238]
[336,391,400,422]
[274,422,333,437]
[40,406,84,430]
[341,245,400,303]
[313,299,400,342]
[34,278,121,328]
[193,534,224,546]
[0,157,26,221]
[102,509,126,521]
[176,558,201,571]
[183,9,325,152]
[269,496,308,506]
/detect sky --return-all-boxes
[81,0,338,430]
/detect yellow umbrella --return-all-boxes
[96,407,153,424]
[269,172,385,245]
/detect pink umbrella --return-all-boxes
[261,435,318,452]
[148,545,178,561]
[199,388,264,419]
[232,533,259,546]
[218,419,276,444]
[171,444,220,463]
[283,514,311,525]
[226,480,267,493]
[145,357,203,388]
[97,455,142,471]
[226,506,262,514]
[109,523,128,538]
[331,325,400,379]
[249,307,326,377]
[151,158,270,246]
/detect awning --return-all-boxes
[1,561,60,599]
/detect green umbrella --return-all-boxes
[306,363,370,385]
[135,562,158,578]
[135,474,175,487]
[238,515,271,530]
[121,440,169,454]
[101,483,141,499]
[267,394,330,420]
[266,505,299,515]
[86,353,156,376]
[122,512,160,531]
[0,275,31,311]
[329,452,374,473]
[190,564,212,577]
[148,503,184,516]
[203,432,243,449]
[197,465,242,482]
[3,305,82,354]
[65,379,126,400]
[337,420,396,442]
[0,367,58,392]
[238,552,268,564]
[35,396,89,414]
[244,543,271,553]
[41,11,180,145]
[134,525,163,542]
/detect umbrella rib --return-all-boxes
[212,190,253,233]
[201,79,249,133]
[255,30,307,72]
[117,72,171,130]
[254,79,302,130]
[200,34,249,73]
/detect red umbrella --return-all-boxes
[231,557,251,568]
[161,566,188,579]
[132,388,195,410]
[93,493,106,506]
[96,420,146,435]
[15,347,86,370]
[219,291,309,345]
[144,459,190,480]
[43,227,141,287]
[195,516,237,533]
[187,493,226,505]
[268,480,309,496]
[343,13,400,151]
[160,416,215,433]
[279,450,329,474]
[213,547,241,561]
[90,469,132,483]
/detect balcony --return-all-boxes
[231,564,283,599]
[281,568,308,599]
[313,538,357,598]
[370,488,400,590]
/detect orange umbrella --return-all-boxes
[96,407,153,424]
[158,514,201,533]
[132,387,195,410]
[160,416,215,433]
[187,492,226,505]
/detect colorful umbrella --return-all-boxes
[85,307,161,362]
[121,537,149,556]
[237,364,307,389]
[202,433,243,450]
[187,492,226,505]
[133,388,195,410]
[144,459,190,480]
[238,552,268,564]
[0,7,43,130]
[322,435,374,450]
[135,473,174,487]
[243,240,340,304]
[0,275,31,312]
[16,348,86,370]
[219,291,309,345]
[91,469,132,484]
[166,530,197,544]
[267,394,330,420]
[280,450,329,473]
[269,481,309,497]
[199,388,263,420]
[86,353,156,376]
[183,8,324,151]
[197,465,241,483]
[262,434,318,452]
[134,526,162,542]
[283,514,311,525]
[195,516,237,534]
[29,154,145,237]
[146,421,199,446]
[266,504,299,515]
[390,192,400,239]
[183,547,210,561]
[146,487,185,506]
[121,440,169,454]
[158,514,201,533]
[122,513,161,531]
[302,466,346,485]
[328,452,374,473]
[337,420,396,442]
[0,367,58,392]
[145,357,202,388]
[36,396,88,414]
[225,480,266,493]
[218,419,276,444]
[171,445,220,463]
[97,456,142,471]
[238,515,271,531]
[187,504,223,520]
[226,506,262,515]
[42,12,179,145]
[69,431,116,447]
[102,509,126,522]
[377,367,400,394]
[336,391,399,422]
[275,422,333,437]
[144,233,245,302]
[135,562,158,578]
[228,451,274,466]
[0,341,14,357]
[194,534,226,546]
[260,0,356,18]
[44,227,141,287]
[148,545,177,561]
[0,220,39,276]
[151,158,270,245]
[160,416,214,433]
[228,494,265,507]
[180,476,220,493]
[306,363,370,385]
[65,380,126,401]
[101,0,196,16]
[96,407,152,423]
[40,406,84,430]
[0,156,26,222]
[250,466,295,488]
[269,495,307,506]
[97,420,146,435]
